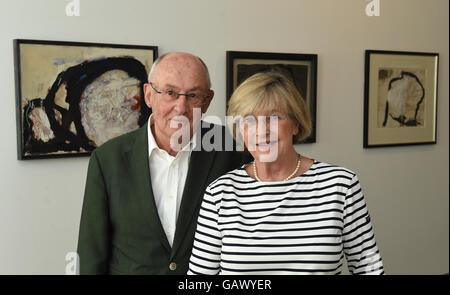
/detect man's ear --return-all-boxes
[201,89,214,113]
[143,83,152,109]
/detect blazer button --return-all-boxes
[169,262,177,271]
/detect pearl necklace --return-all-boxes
[253,154,301,182]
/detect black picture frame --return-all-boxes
[226,51,318,143]
[14,39,158,160]
[363,50,439,148]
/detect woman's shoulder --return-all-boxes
[307,159,357,179]
[207,165,254,191]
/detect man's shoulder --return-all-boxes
[93,126,145,155]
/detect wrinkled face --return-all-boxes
[239,108,299,162]
[144,54,213,149]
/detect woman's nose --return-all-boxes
[256,117,277,131]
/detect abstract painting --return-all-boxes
[14,39,157,159]
[226,51,317,143]
[364,50,439,147]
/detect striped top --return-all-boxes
[188,161,384,275]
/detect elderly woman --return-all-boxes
[188,72,384,275]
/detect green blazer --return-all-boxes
[77,123,249,274]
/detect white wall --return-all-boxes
[0,0,448,274]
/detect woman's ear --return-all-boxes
[293,122,300,136]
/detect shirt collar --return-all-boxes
[147,114,199,158]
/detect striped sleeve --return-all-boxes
[342,174,384,275]
[188,184,222,275]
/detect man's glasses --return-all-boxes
[149,82,209,107]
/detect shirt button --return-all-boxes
[168,195,174,199]
[169,262,177,271]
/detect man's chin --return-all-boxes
[168,126,193,139]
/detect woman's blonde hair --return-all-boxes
[227,71,312,143]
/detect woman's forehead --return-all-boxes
[250,99,287,116]
[250,107,284,116]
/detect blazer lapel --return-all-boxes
[127,126,171,254]
[171,148,216,255]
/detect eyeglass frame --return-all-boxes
[148,81,210,106]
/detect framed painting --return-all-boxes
[226,51,317,143]
[14,39,157,159]
[364,50,439,148]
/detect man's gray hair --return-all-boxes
[148,53,212,88]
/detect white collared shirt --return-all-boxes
[147,115,197,247]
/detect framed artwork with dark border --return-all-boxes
[226,51,318,143]
[364,50,439,148]
[14,39,158,160]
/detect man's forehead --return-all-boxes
[161,83,203,91]
[159,54,202,70]
[154,73,208,89]
[153,64,208,88]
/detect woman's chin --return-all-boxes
[248,145,279,163]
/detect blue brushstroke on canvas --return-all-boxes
[53,58,67,65]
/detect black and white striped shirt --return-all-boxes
[188,161,384,275]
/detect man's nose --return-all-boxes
[173,96,189,114]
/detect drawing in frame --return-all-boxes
[14,39,158,160]
[363,50,439,148]
[226,51,317,143]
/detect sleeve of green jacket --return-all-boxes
[77,150,111,274]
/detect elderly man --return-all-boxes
[77,52,249,274]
